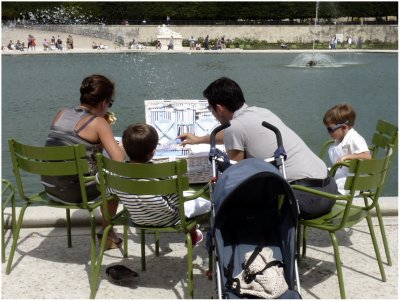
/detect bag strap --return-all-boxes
[224,244,241,293]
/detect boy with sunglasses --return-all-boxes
[323,103,371,193]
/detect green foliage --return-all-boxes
[2,2,398,23]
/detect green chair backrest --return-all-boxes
[370,119,398,160]
[8,138,91,206]
[369,119,398,193]
[327,157,389,229]
[96,153,190,228]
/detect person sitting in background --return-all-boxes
[42,74,125,250]
[155,40,162,50]
[195,41,201,50]
[107,123,208,246]
[15,40,24,51]
[128,38,135,49]
[42,38,49,51]
[56,35,63,50]
[323,103,371,194]
[92,41,98,49]
[7,40,15,50]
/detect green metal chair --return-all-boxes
[2,179,16,263]
[318,119,398,266]
[6,138,103,277]
[293,157,390,298]
[91,153,209,299]
[368,119,397,266]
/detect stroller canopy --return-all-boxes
[212,158,298,221]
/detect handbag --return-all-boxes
[226,246,288,299]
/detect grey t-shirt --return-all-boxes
[223,103,327,182]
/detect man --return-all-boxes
[179,77,337,219]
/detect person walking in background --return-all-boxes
[168,35,174,50]
[221,35,226,49]
[347,36,352,49]
[42,74,125,250]
[204,35,210,50]
[66,35,74,49]
[189,36,196,50]
[323,103,371,194]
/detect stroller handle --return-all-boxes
[262,121,283,149]
[210,122,231,149]
[262,121,287,167]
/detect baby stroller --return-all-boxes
[208,122,301,299]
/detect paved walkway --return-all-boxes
[1,204,398,299]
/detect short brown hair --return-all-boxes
[80,74,114,107]
[323,103,356,127]
[122,124,158,162]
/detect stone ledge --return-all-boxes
[3,197,397,229]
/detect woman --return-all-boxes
[42,74,125,249]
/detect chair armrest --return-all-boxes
[184,183,210,201]
[319,139,335,159]
[329,161,351,177]
[84,175,96,183]
[291,184,350,202]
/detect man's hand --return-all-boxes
[177,133,209,146]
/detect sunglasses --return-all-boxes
[108,99,114,108]
[326,120,349,133]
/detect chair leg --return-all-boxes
[141,229,146,271]
[296,223,302,261]
[375,203,392,266]
[90,225,112,299]
[155,231,160,256]
[2,207,6,263]
[366,214,386,282]
[302,225,308,258]
[6,204,28,274]
[123,223,128,258]
[186,231,194,298]
[89,211,97,280]
[66,208,72,248]
[329,231,346,299]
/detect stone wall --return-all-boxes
[19,24,398,45]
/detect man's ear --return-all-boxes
[215,104,223,114]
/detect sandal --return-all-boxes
[97,230,123,250]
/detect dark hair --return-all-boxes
[122,123,159,162]
[80,74,114,107]
[323,103,356,127]
[203,77,246,112]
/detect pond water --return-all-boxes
[2,52,398,197]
